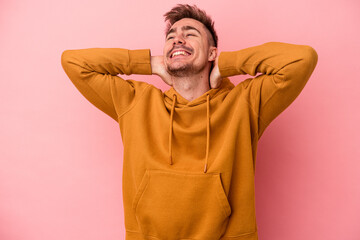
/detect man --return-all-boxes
[61,4,318,240]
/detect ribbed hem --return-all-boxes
[125,230,159,240]
[220,231,258,240]
[125,230,258,240]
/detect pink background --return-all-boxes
[1,0,359,239]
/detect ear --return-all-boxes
[208,47,218,61]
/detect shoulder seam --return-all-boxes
[117,84,151,120]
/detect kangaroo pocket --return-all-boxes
[132,169,232,240]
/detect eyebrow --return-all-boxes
[166,25,201,38]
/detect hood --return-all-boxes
[163,78,234,173]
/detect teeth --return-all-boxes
[171,51,189,57]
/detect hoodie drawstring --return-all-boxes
[168,94,176,165]
[204,93,210,173]
[168,93,210,173]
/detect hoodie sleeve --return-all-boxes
[61,48,152,122]
[218,42,318,138]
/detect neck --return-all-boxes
[171,71,211,102]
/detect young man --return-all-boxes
[61,4,318,240]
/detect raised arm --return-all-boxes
[61,48,152,121]
[218,42,318,137]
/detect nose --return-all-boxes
[173,34,185,45]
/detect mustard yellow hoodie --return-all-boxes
[61,42,318,240]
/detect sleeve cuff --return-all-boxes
[218,51,240,77]
[128,49,152,75]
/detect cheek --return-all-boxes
[197,48,208,61]
[194,43,207,57]
[163,43,171,56]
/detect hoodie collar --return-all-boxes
[164,78,234,107]
[164,78,234,173]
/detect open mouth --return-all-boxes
[170,50,192,58]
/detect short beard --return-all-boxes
[166,63,206,78]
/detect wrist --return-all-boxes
[150,56,158,75]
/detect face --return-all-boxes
[163,18,216,77]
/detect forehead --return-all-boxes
[169,18,206,33]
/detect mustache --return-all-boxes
[167,46,193,57]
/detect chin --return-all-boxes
[166,63,195,77]
[168,61,188,69]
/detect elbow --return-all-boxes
[61,50,73,68]
[282,45,318,87]
[291,45,318,82]
[61,50,81,75]
[302,46,318,86]
[302,45,318,72]
[61,50,80,79]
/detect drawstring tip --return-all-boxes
[169,156,173,165]
[203,164,207,173]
